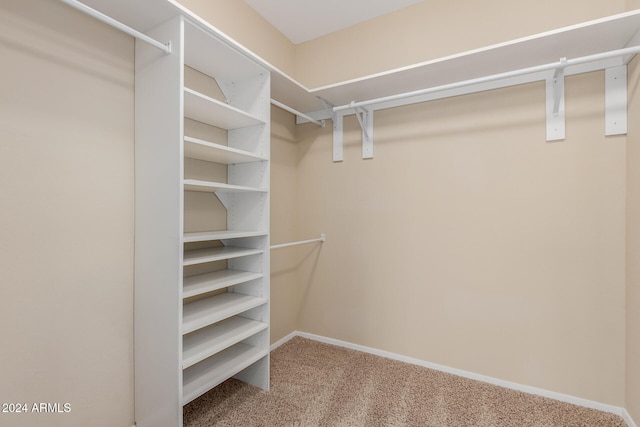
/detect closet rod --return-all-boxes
[271,99,324,127]
[333,44,640,112]
[271,234,326,250]
[60,0,172,54]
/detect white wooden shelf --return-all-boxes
[184,178,267,194]
[182,342,268,405]
[78,2,640,115]
[183,247,263,266]
[184,136,267,165]
[183,270,263,299]
[184,88,265,130]
[182,316,267,369]
[184,230,267,243]
[183,292,267,334]
[310,10,640,110]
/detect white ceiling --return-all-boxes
[244,0,425,44]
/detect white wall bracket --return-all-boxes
[545,58,566,141]
[333,112,344,162]
[216,80,234,105]
[354,106,374,159]
[605,65,627,136]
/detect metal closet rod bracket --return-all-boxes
[60,0,172,54]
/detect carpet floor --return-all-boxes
[183,337,626,427]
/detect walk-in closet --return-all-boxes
[1,0,639,426]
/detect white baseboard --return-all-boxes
[622,409,638,427]
[270,330,298,351]
[273,330,631,425]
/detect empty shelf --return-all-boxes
[183,270,263,299]
[184,88,265,130]
[182,316,267,369]
[184,230,267,243]
[182,342,267,405]
[183,247,263,266]
[183,292,267,334]
[184,136,267,164]
[184,179,267,194]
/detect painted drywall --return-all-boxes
[270,106,302,343]
[295,0,626,88]
[0,1,134,426]
[177,0,296,77]
[295,70,627,405]
[626,54,640,425]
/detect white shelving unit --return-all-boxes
[135,13,270,427]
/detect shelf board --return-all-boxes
[310,10,640,109]
[182,316,267,369]
[183,292,267,334]
[184,178,267,194]
[184,230,267,243]
[79,3,640,115]
[183,270,264,299]
[184,87,265,130]
[182,342,267,405]
[184,136,267,164]
[183,246,263,266]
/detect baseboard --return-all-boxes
[275,330,630,424]
[270,330,298,351]
[622,409,639,427]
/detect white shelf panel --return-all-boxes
[184,178,267,194]
[183,270,264,299]
[184,88,265,130]
[182,317,267,369]
[183,247,263,266]
[182,342,267,405]
[79,3,640,115]
[184,136,267,164]
[183,292,267,334]
[311,10,640,108]
[184,230,267,243]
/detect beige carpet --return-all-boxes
[183,337,626,427]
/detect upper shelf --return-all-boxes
[310,10,640,109]
[78,0,640,114]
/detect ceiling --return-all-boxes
[244,0,425,44]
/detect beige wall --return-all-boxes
[295,0,626,88]
[177,0,296,77]
[627,0,640,420]
[270,106,301,343]
[0,1,134,426]
[295,71,626,406]
[626,53,640,423]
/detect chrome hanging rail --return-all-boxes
[271,99,325,127]
[60,0,172,54]
[333,44,640,112]
[270,234,326,250]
